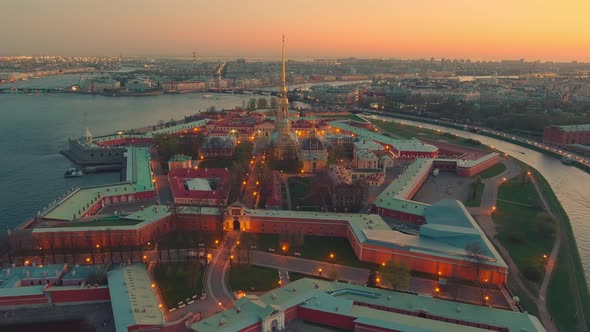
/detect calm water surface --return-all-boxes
[0,92,256,227]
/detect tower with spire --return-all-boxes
[270,35,299,161]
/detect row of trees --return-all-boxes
[367,93,590,134]
[244,97,277,111]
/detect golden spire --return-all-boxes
[281,34,287,97]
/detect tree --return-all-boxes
[247,98,257,111]
[367,270,378,288]
[465,242,485,283]
[310,171,334,208]
[379,260,410,290]
[257,98,268,109]
[326,266,341,281]
[270,97,278,109]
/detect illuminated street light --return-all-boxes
[85,257,91,263]
[96,244,100,249]
[543,254,548,259]
[435,287,440,293]
[484,295,490,301]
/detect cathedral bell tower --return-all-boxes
[270,35,299,161]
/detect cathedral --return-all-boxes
[300,124,328,173]
[269,36,300,161]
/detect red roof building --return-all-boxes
[168,168,231,206]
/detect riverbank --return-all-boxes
[363,111,590,174]
[365,114,590,331]
[529,166,590,331]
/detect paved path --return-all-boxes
[468,158,560,332]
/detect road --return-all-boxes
[150,147,172,204]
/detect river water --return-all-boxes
[365,114,590,285]
[0,93,256,229]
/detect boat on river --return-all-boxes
[64,167,83,177]
[561,157,575,165]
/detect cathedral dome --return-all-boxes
[300,136,325,151]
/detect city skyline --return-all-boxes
[1,0,589,61]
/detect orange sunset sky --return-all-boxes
[1,0,589,61]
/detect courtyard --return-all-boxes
[412,171,474,205]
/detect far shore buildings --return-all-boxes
[543,124,590,145]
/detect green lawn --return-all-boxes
[530,164,590,332]
[370,119,492,151]
[300,236,378,270]
[240,233,279,252]
[475,162,507,179]
[288,177,317,210]
[153,262,204,309]
[199,142,253,170]
[465,181,484,207]
[316,114,365,122]
[229,264,280,292]
[493,177,554,284]
[547,248,585,332]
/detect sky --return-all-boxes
[1,0,589,61]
